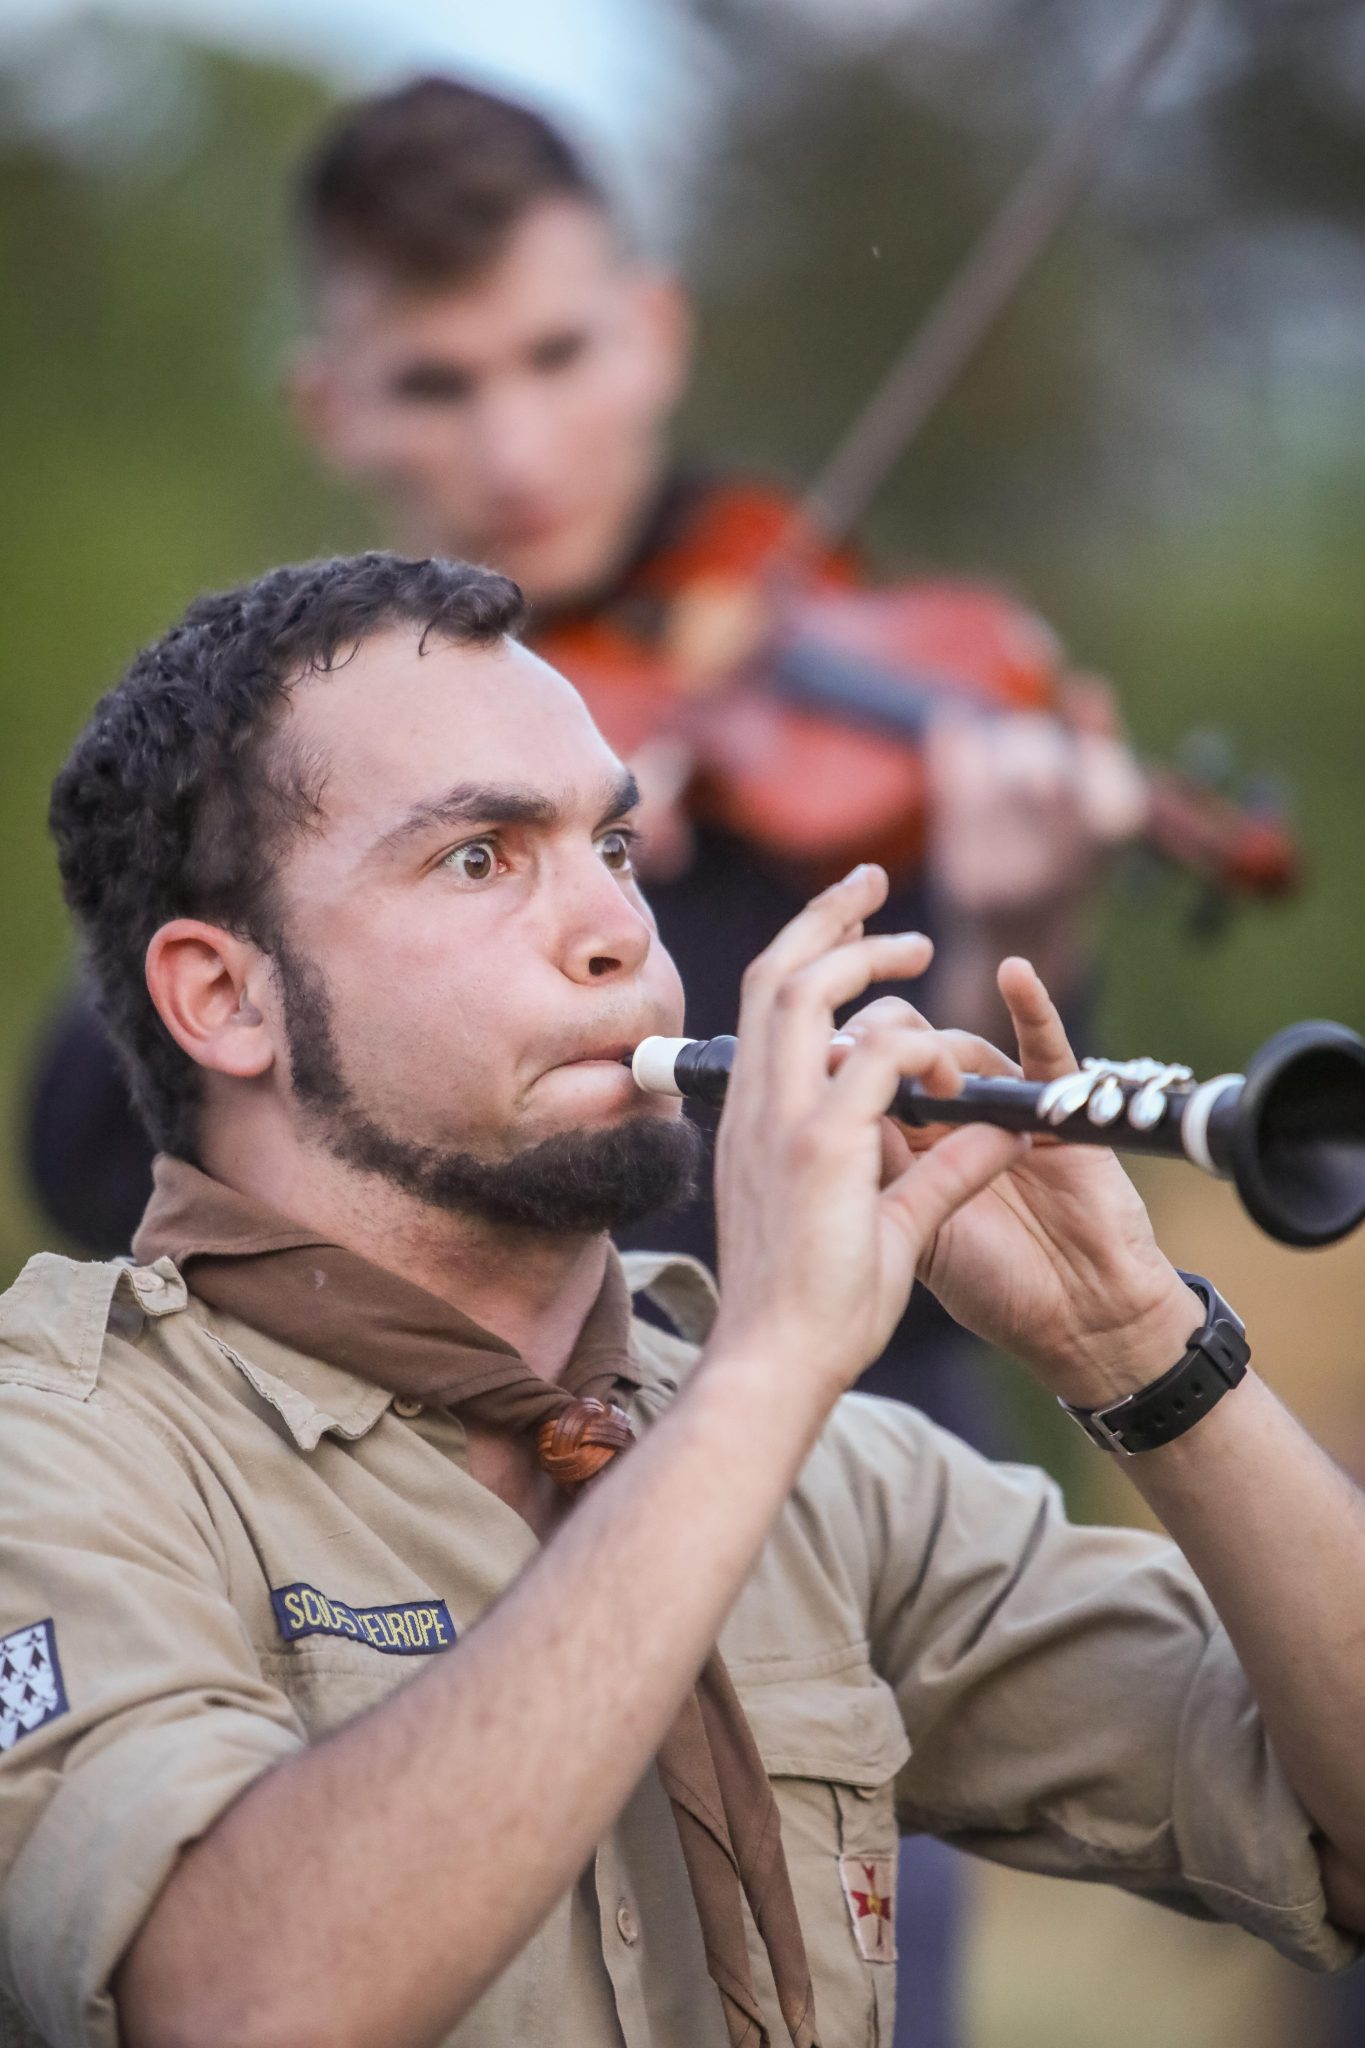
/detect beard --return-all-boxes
[272,939,704,1234]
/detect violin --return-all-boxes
[537,0,1301,913]
[535,478,1300,902]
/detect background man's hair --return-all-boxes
[298,75,610,290]
[49,552,525,1161]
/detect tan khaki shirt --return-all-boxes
[0,1248,1352,2048]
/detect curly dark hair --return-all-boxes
[50,552,526,1160]
[298,75,608,290]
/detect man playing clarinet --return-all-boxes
[4,83,1293,2044]
[1,550,1362,2048]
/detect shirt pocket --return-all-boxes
[259,1637,414,1736]
[738,1667,910,2048]
[258,1590,457,1738]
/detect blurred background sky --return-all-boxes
[2,3,1364,2043]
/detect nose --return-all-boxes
[468,381,558,503]
[555,848,654,988]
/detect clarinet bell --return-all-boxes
[1229,1022,1365,1248]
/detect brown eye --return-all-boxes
[444,840,497,882]
[597,829,635,873]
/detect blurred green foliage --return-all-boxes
[0,32,369,1270]
[1,17,1362,1307]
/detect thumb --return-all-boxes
[881,1124,1029,1247]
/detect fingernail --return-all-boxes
[843,863,871,883]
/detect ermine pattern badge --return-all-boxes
[0,1620,68,1753]
[839,1854,897,1963]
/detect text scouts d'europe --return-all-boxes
[4,72,1365,2048]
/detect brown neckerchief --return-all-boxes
[134,1156,818,2048]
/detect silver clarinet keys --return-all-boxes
[1035,1058,1194,1131]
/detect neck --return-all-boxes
[200,1121,609,1384]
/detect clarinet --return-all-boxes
[627,1021,1365,1250]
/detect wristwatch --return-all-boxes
[1059,1271,1249,1455]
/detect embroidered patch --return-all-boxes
[271,1582,456,1658]
[0,1620,68,1753]
[839,1854,897,1963]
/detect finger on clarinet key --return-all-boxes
[829,1024,965,1125]
[998,955,1078,1082]
[840,992,933,1041]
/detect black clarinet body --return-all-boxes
[629,1021,1365,1249]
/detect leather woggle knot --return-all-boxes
[536,1396,635,1490]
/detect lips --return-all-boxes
[532,1023,665,1087]
[560,1042,634,1067]
[489,509,569,547]
[533,1035,645,1086]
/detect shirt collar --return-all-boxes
[196,1309,395,1452]
[133,1158,712,1452]
[176,1250,717,1454]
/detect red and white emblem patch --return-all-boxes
[839,1854,896,1963]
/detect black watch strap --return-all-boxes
[1059,1272,1249,1455]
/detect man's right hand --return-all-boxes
[705,863,1028,1406]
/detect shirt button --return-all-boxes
[615,1902,640,1946]
[392,1396,423,1419]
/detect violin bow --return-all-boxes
[770,0,1205,574]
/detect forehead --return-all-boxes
[320,200,629,356]
[282,628,621,838]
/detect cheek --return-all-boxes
[336,954,481,1059]
[340,400,459,485]
[642,931,686,1029]
[316,934,519,1140]
[562,348,661,465]
[298,893,492,1060]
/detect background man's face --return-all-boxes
[259,629,687,1209]
[295,202,689,610]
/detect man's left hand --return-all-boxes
[925,711,1147,920]
[845,958,1201,1407]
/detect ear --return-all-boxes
[284,343,344,463]
[145,920,277,1082]
[629,269,692,414]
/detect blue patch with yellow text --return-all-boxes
[271,1582,456,1657]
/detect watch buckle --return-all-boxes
[1059,1393,1136,1456]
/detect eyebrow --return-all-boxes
[369,770,640,862]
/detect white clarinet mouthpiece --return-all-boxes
[631,1037,694,1097]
